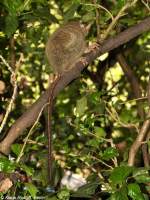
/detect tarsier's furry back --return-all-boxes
[45,21,86,74]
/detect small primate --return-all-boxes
[46,21,87,73]
[45,21,87,186]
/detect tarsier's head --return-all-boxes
[45,21,87,74]
[63,21,88,35]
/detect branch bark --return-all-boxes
[0,16,150,155]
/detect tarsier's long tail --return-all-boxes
[47,75,61,185]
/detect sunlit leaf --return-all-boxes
[82,12,95,22]
[11,144,22,156]
[110,185,128,200]
[4,0,22,14]
[127,183,144,200]
[133,168,150,183]
[57,188,70,200]
[94,127,106,138]
[110,166,133,185]
[102,147,118,161]
[76,97,87,116]
[25,183,38,199]
[0,157,15,173]
[64,3,80,21]
[87,138,100,148]
[20,164,34,176]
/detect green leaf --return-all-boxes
[4,0,22,14]
[76,97,87,117]
[25,183,38,199]
[71,181,99,198]
[34,7,58,23]
[133,169,150,183]
[46,196,58,200]
[110,185,128,200]
[90,92,101,104]
[110,166,133,185]
[117,0,126,8]
[5,14,18,37]
[82,12,95,22]
[127,183,144,200]
[11,144,22,156]
[57,188,70,200]
[20,164,34,176]
[94,127,106,138]
[64,3,80,21]
[120,109,134,123]
[102,147,118,161]
[145,185,150,198]
[0,157,15,173]
[87,138,100,148]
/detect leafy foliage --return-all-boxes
[0,0,150,199]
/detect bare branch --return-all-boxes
[102,0,138,41]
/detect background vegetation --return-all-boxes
[0,0,150,199]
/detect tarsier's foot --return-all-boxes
[84,43,101,54]
[89,43,101,51]
[79,57,89,66]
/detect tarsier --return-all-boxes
[45,21,87,185]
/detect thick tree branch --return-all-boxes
[0,16,150,154]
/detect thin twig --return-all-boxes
[91,155,113,169]
[92,0,101,40]
[141,0,150,12]
[119,97,147,104]
[0,53,23,134]
[108,139,118,167]
[102,0,138,41]
[82,159,111,190]
[0,83,18,134]
[16,102,49,163]
[0,55,18,134]
[105,104,139,133]
[82,3,114,20]
[147,73,150,105]
[0,55,14,74]
[23,139,44,146]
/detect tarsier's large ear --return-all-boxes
[80,22,92,36]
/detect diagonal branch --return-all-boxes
[0,16,150,155]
